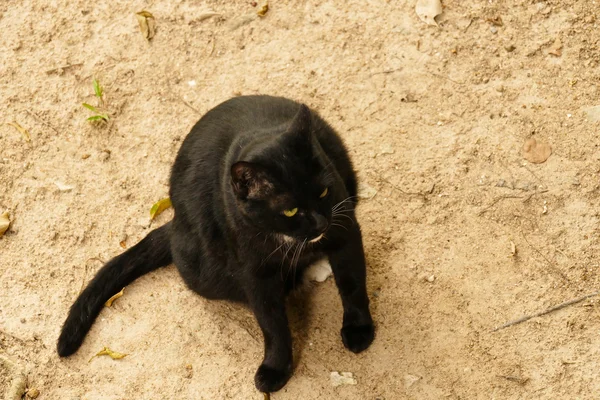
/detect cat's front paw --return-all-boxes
[341,323,374,353]
[254,363,292,393]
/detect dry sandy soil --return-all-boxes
[2,0,600,399]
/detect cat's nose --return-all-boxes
[312,212,328,233]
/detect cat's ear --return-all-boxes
[287,104,312,138]
[230,161,274,200]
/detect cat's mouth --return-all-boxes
[280,233,325,244]
[309,233,324,243]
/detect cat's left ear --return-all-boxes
[287,104,312,138]
[230,161,274,200]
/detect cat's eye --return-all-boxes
[319,188,329,198]
[283,208,298,217]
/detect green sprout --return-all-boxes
[93,78,104,100]
[82,78,109,122]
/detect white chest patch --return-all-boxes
[304,257,333,283]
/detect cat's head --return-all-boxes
[230,104,336,243]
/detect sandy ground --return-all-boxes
[1,0,600,399]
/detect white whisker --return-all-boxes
[330,222,348,231]
[333,213,355,224]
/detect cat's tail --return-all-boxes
[57,222,172,357]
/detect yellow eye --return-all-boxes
[283,208,298,217]
[319,188,329,198]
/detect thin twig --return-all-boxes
[181,99,202,115]
[208,38,216,57]
[497,375,530,385]
[25,109,59,134]
[522,189,548,203]
[492,290,600,332]
[520,231,568,282]
[477,195,523,216]
[80,257,104,294]
[45,62,83,75]
[377,177,431,199]
[521,163,544,186]
[370,68,402,76]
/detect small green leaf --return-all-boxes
[82,103,98,112]
[150,197,172,220]
[89,346,128,363]
[87,114,109,122]
[5,122,31,142]
[93,79,103,98]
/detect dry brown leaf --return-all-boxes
[105,288,124,307]
[150,197,172,220]
[0,211,10,237]
[89,347,128,362]
[257,2,269,17]
[136,10,156,40]
[522,138,552,164]
[548,38,562,56]
[6,122,31,142]
[415,0,442,26]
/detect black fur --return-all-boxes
[57,95,374,393]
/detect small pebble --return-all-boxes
[184,364,193,379]
[27,389,40,399]
[490,26,498,34]
[404,374,421,389]
[427,275,435,283]
[99,150,111,161]
[54,181,75,192]
[20,318,26,323]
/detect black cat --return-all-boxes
[57,95,374,393]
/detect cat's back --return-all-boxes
[191,95,301,143]
[172,96,299,172]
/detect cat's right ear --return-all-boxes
[230,162,274,200]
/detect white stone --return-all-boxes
[330,371,357,387]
